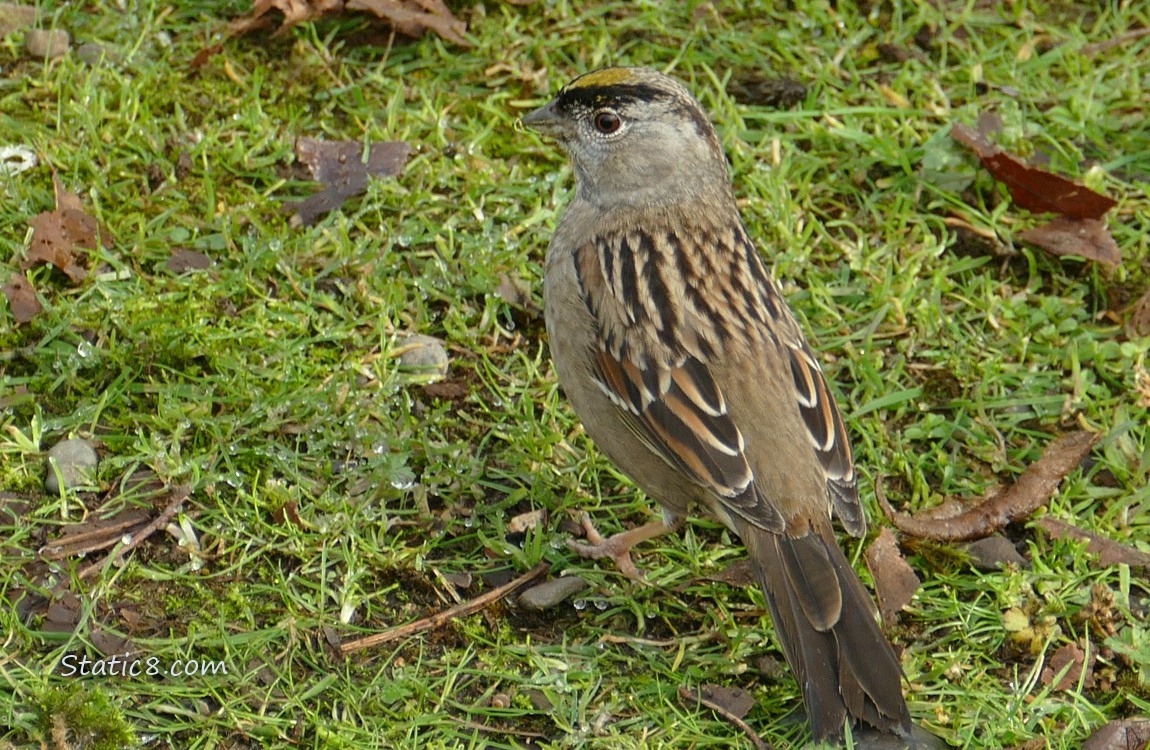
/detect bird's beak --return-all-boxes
[521,100,561,135]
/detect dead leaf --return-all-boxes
[495,272,542,317]
[44,589,82,632]
[1,273,43,323]
[864,527,920,622]
[167,248,213,273]
[285,138,411,226]
[726,72,808,108]
[422,380,470,401]
[91,628,139,659]
[965,535,1029,570]
[1135,364,1150,409]
[507,509,546,534]
[1081,718,1150,750]
[679,685,768,750]
[1036,518,1150,569]
[23,178,113,283]
[1018,217,1120,268]
[271,500,304,527]
[1126,288,1150,338]
[1042,641,1096,691]
[951,122,1117,220]
[348,0,469,46]
[228,0,342,35]
[879,431,1099,542]
[230,0,469,46]
[189,43,223,70]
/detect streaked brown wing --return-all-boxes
[592,346,785,532]
[784,336,863,535]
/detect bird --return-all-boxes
[522,66,914,745]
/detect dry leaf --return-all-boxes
[1036,518,1150,569]
[865,527,920,622]
[879,431,1099,541]
[230,0,469,45]
[507,509,546,534]
[1018,217,1120,268]
[1081,718,1150,750]
[1041,641,1095,691]
[228,0,342,35]
[1127,288,1150,338]
[167,248,213,273]
[679,685,767,750]
[951,122,1117,220]
[23,178,113,283]
[1,273,43,324]
[285,138,411,226]
[348,0,469,46]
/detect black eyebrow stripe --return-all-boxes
[557,83,669,111]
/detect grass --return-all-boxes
[2,0,1149,748]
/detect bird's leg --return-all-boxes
[567,511,680,579]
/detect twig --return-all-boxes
[678,686,773,750]
[1081,27,1150,56]
[339,561,550,654]
[77,484,191,579]
[39,510,151,559]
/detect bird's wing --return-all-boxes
[573,226,862,534]
[781,333,863,535]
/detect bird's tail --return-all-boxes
[740,522,912,743]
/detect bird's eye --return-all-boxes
[593,110,622,134]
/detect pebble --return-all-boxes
[25,28,70,59]
[395,335,449,381]
[517,576,588,611]
[76,42,119,66]
[0,3,37,37]
[45,438,99,494]
[965,535,1029,570]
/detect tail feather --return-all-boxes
[742,522,911,742]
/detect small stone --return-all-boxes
[45,438,99,494]
[0,3,37,38]
[395,335,449,381]
[76,42,119,66]
[517,576,588,611]
[25,28,70,59]
[965,535,1029,570]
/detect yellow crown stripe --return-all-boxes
[565,67,638,91]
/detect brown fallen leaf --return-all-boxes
[951,122,1117,220]
[1081,718,1150,750]
[23,178,113,283]
[879,431,1099,542]
[1018,217,1120,268]
[679,685,769,750]
[1041,641,1096,691]
[285,138,411,226]
[348,0,469,46]
[230,0,469,46]
[865,527,920,622]
[1,273,43,323]
[228,0,342,35]
[189,43,223,70]
[167,248,213,273]
[1036,517,1150,569]
[1127,287,1150,338]
[965,535,1029,570]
